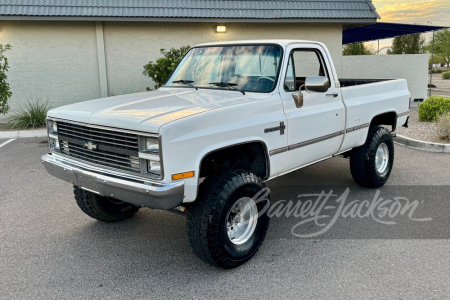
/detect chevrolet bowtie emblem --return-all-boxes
[84,141,98,150]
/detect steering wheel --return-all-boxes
[257,76,275,83]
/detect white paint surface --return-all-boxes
[341,54,429,102]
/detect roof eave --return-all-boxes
[366,0,381,19]
[0,16,378,24]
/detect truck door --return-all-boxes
[279,44,345,172]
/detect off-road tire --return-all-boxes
[186,169,271,269]
[74,186,139,222]
[350,126,394,188]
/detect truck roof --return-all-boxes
[194,39,324,48]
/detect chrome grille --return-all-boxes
[57,121,141,173]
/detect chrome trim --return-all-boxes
[46,117,159,138]
[81,187,100,195]
[48,118,165,180]
[288,130,344,151]
[41,153,184,210]
[397,111,410,118]
[48,133,58,140]
[269,146,288,156]
[139,152,160,162]
[346,123,369,133]
[270,130,345,156]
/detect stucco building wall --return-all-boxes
[341,54,429,102]
[103,22,343,94]
[0,21,100,121]
[0,21,343,121]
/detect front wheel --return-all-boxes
[186,169,270,269]
[350,126,394,188]
[74,186,139,222]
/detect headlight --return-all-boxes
[47,120,57,133]
[146,137,159,153]
[140,138,162,176]
[148,160,161,174]
[49,134,60,151]
[51,121,58,133]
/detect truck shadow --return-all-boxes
[62,156,443,279]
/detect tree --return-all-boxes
[426,29,450,69]
[387,33,425,55]
[342,43,373,55]
[143,46,190,90]
[0,44,12,115]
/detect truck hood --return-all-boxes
[48,88,268,133]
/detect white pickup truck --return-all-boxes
[42,40,410,268]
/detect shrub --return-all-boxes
[436,112,450,141]
[443,72,450,80]
[0,44,12,115]
[430,68,444,74]
[7,98,50,129]
[143,46,190,90]
[418,96,450,122]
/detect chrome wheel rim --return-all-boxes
[375,143,389,175]
[226,197,258,245]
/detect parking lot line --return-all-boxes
[0,138,16,148]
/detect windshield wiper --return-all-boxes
[172,79,198,90]
[209,82,245,95]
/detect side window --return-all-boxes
[284,49,330,91]
[284,56,295,91]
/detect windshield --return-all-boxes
[165,45,282,93]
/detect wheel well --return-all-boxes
[199,142,269,180]
[370,111,397,131]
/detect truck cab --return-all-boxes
[42,40,410,268]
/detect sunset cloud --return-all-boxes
[373,0,450,25]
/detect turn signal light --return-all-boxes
[172,171,195,180]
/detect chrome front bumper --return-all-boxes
[41,153,184,210]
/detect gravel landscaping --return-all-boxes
[395,107,446,143]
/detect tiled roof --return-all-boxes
[0,0,380,21]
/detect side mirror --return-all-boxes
[305,76,329,93]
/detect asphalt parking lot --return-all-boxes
[429,73,450,98]
[1,137,450,299]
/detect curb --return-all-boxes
[0,129,47,139]
[394,134,450,153]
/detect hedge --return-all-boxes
[418,96,450,122]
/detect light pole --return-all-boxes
[429,30,435,98]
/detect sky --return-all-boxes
[368,0,450,50]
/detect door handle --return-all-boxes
[326,93,339,97]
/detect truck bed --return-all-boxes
[339,78,392,88]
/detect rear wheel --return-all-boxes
[74,186,139,222]
[186,169,270,269]
[350,126,394,188]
